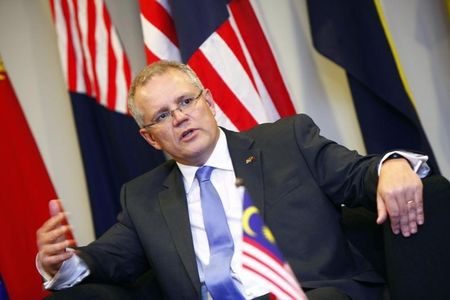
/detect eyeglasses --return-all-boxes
[142,89,204,129]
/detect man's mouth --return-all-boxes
[181,129,195,139]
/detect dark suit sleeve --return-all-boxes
[292,114,380,209]
[77,184,150,284]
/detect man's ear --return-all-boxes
[203,89,216,116]
[139,128,162,150]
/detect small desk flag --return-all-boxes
[241,189,307,300]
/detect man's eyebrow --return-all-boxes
[151,104,170,118]
[175,92,198,103]
[151,93,191,116]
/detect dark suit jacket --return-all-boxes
[79,114,385,299]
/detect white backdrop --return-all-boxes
[1,0,449,244]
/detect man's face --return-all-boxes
[136,69,220,166]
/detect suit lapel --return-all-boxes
[159,167,201,296]
[223,128,265,215]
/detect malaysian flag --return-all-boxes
[138,0,297,131]
[241,189,307,300]
[49,0,165,236]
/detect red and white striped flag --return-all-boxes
[49,0,165,236]
[138,0,297,131]
[49,0,132,114]
[139,0,181,63]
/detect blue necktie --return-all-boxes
[196,166,245,300]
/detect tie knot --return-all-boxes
[196,166,214,182]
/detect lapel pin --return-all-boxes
[245,156,256,164]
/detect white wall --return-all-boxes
[1,0,448,243]
[251,0,366,152]
[380,0,450,177]
[253,0,450,177]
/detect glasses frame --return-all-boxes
[142,89,204,129]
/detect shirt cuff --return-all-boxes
[36,249,90,290]
[378,151,430,178]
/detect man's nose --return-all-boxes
[171,108,188,125]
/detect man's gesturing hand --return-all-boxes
[36,199,75,277]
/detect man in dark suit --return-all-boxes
[37,60,427,299]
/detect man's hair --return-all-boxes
[128,60,204,128]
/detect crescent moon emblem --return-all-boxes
[242,206,258,237]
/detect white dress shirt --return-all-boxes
[177,129,269,299]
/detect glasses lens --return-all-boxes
[149,90,203,127]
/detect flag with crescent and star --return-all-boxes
[241,189,307,300]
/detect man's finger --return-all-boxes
[40,251,74,268]
[376,195,388,225]
[406,200,418,234]
[398,194,413,237]
[39,212,66,233]
[49,199,63,216]
[37,225,71,247]
[414,186,424,225]
[41,239,75,257]
[49,225,71,243]
[386,197,401,235]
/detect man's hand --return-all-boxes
[36,199,75,277]
[376,158,424,237]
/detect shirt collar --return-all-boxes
[177,129,233,193]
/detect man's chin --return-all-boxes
[179,149,210,166]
